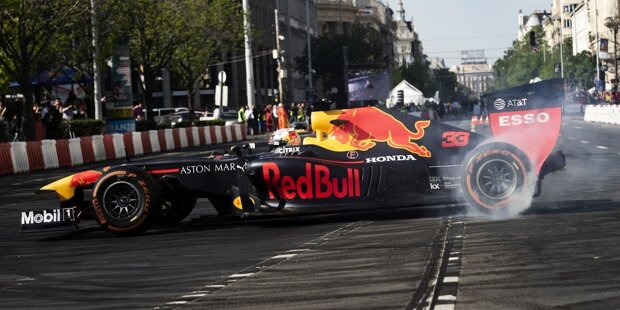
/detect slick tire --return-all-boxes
[461,142,532,214]
[91,167,162,235]
[158,195,197,225]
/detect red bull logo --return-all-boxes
[328,107,431,157]
[262,162,360,200]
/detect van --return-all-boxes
[151,107,189,124]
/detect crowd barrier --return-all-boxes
[0,124,247,176]
[583,104,620,125]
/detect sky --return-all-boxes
[394,0,550,67]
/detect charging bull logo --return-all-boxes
[329,107,431,157]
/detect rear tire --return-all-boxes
[91,167,162,235]
[461,143,532,214]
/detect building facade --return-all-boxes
[392,0,415,66]
[450,50,494,99]
[158,0,318,110]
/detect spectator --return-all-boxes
[237,105,246,123]
[76,101,89,119]
[277,103,289,129]
[132,101,143,120]
[244,105,254,135]
[272,104,278,130]
[264,104,273,132]
[473,101,481,118]
[62,102,75,121]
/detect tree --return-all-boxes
[391,58,434,97]
[296,22,389,106]
[170,0,243,110]
[0,0,83,140]
[107,0,185,122]
[492,25,595,90]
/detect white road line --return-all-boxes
[443,276,459,283]
[272,254,298,259]
[228,273,254,278]
[574,126,583,129]
[434,304,455,310]
[450,251,461,255]
[580,140,590,144]
[182,294,207,298]
[448,257,459,261]
[438,295,456,302]
[206,285,226,288]
[166,301,187,305]
[596,145,609,150]
[286,249,309,252]
[454,235,463,239]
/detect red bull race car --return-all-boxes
[24,79,566,235]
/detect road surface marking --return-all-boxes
[443,276,459,283]
[206,285,226,288]
[448,257,459,261]
[596,145,609,150]
[182,294,206,298]
[434,305,455,310]
[272,254,297,259]
[580,140,590,144]
[574,126,583,129]
[438,295,456,301]
[228,273,254,278]
[166,301,187,305]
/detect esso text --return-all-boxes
[498,112,550,127]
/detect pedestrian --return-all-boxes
[277,103,289,129]
[264,104,273,132]
[132,101,143,120]
[237,105,246,124]
[244,105,254,135]
[272,104,278,130]
[305,102,313,129]
[62,102,75,121]
[472,101,481,118]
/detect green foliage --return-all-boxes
[171,0,244,110]
[172,119,225,128]
[0,0,84,140]
[296,22,389,104]
[493,25,596,90]
[58,119,105,138]
[391,60,434,97]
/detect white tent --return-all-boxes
[387,80,424,108]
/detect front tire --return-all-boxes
[91,167,162,235]
[461,142,532,214]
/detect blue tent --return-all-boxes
[9,67,92,88]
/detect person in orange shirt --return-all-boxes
[277,103,289,129]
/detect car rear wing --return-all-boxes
[483,78,565,174]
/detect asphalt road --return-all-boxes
[1,116,620,309]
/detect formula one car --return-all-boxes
[24,79,566,235]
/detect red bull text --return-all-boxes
[263,162,361,200]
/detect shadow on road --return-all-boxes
[41,198,620,241]
[525,199,620,215]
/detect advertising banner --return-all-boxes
[106,46,134,133]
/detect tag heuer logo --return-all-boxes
[494,99,506,110]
